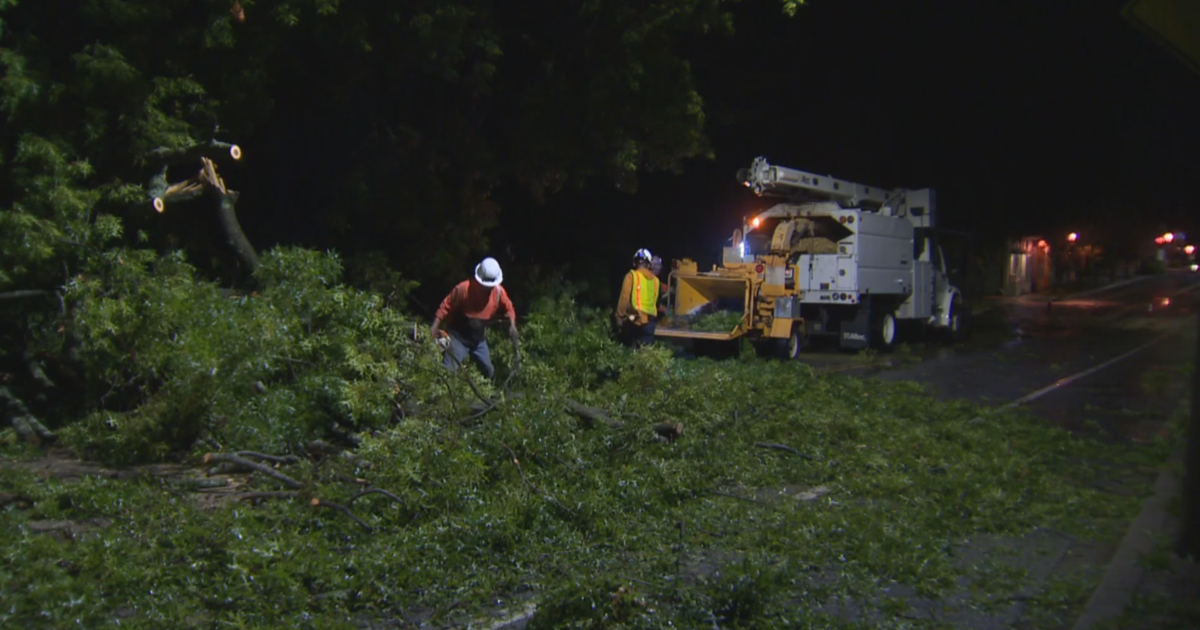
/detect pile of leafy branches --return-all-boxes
[688,310,746,333]
[1,284,1174,627]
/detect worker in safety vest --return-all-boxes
[430,257,519,380]
[614,248,662,347]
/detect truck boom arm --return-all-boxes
[737,156,900,207]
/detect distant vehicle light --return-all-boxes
[1067,232,1078,242]
[1155,237,1165,245]
[1163,232,1175,243]
[1186,245,1195,255]
[1037,239,1047,248]
[1192,264,1199,272]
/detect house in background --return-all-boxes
[1003,236,1054,296]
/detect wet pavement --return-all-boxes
[793,271,1200,629]
[801,271,1199,438]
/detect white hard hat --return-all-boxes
[474,257,503,287]
[633,248,653,266]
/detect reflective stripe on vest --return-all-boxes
[631,271,660,314]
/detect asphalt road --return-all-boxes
[823,270,1200,440]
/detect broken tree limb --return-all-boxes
[1,386,56,443]
[753,442,816,460]
[212,181,259,272]
[347,488,405,507]
[236,491,302,502]
[0,290,50,301]
[203,453,303,489]
[23,349,55,390]
[145,140,242,166]
[564,400,624,430]
[311,498,373,532]
[235,451,301,466]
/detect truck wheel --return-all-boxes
[872,310,897,351]
[787,325,806,360]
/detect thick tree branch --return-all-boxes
[236,451,302,466]
[347,488,405,507]
[1,386,55,443]
[564,399,624,430]
[203,453,302,489]
[311,498,373,532]
[208,176,260,271]
[147,156,261,272]
[145,140,242,166]
[0,290,50,301]
[753,441,815,460]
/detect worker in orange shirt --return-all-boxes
[430,257,518,380]
[614,248,662,347]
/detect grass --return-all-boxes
[0,352,1178,629]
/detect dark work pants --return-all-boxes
[622,320,657,348]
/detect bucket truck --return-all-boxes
[656,157,967,356]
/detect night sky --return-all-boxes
[489,0,1200,303]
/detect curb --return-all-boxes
[1070,449,1184,630]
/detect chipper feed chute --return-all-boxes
[655,272,751,341]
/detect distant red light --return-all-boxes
[1037,240,1047,248]
[1155,237,1165,245]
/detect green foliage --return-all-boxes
[58,247,449,465]
[688,310,744,332]
[517,291,629,390]
[0,314,1162,627]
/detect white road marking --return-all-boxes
[1003,335,1168,409]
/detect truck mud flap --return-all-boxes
[838,304,870,350]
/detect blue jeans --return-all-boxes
[443,332,495,380]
